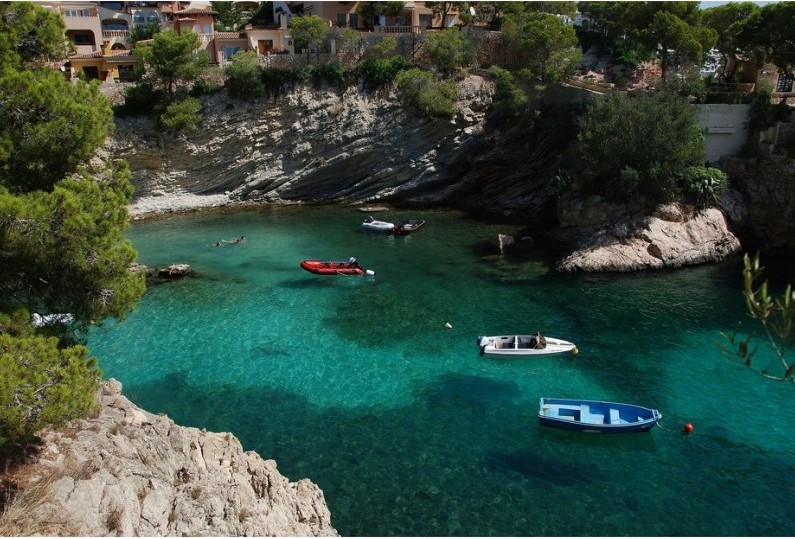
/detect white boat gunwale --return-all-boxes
[477,334,577,356]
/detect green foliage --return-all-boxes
[423,27,477,75]
[0,2,68,69]
[396,67,457,118]
[746,85,790,132]
[488,66,527,119]
[311,61,346,88]
[357,1,406,19]
[114,82,162,116]
[161,98,202,131]
[663,70,707,103]
[289,15,329,54]
[701,2,759,81]
[572,89,705,205]
[372,36,398,59]
[359,55,406,89]
[337,27,363,62]
[129,22,160,43]
[0,161,145,325]
[578,2,716,76]
[0,8,145,447]
[676,166,727,208]
[0,68,114,193]
[501,11,581,84]
[134,29,207,98]
[0,310,100,448]
[225,50,265,97]
[260,66,312,99]
[211,1,247,31]
[720,253,795,385]
[734,2,795,75]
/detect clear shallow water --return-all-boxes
[89,206,795,536]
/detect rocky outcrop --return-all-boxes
[717,155,795,255]
[157,263,194,279]
[0,380,337,537]
[553,199,741,272]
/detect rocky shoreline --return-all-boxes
[0,380,338,537]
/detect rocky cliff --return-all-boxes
[110,77,752,271]
[111,74,576,223]
[0,380,337,537]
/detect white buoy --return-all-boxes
[444,322,452,329]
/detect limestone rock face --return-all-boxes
[110,76,573,221]
[717,155,795,255]
[554,199,741,272]
[1,380,337,537]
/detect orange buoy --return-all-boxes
[682,422,694,435]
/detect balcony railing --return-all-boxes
[376,25,422,34]
[102,30,130,38]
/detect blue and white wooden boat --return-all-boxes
[538,398,662,433]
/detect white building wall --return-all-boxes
[694,104,750,163]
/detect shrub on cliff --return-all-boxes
[225,50,265,97]
[677,166,727,208]
[161,98,202,131]
[396,68,456,118]
[359,55,406,89]
[423,27,477,76]
[571,88,705,206]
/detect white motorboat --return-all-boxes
[477,333,578,357]
[362,215,395,233]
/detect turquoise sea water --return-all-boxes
[88,206,795,537]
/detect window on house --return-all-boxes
[204,24,211,34]
[337,14,346,27]
[133,12,145,24]
[419,14,432,28]
[102,21,128,31]
[118,64,135,81]
[349,13,358,28]
[146,11,159,22]
[223,46,242,59]
[100,2,124,10]
[64,9,91,17]
[82,66,99,80]
[71,32,95,45]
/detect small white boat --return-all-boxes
[362,215,395,233]
[477,332,578,357]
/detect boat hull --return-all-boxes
[538,398,662,433]
[361,219,394,233]
[477,335,577,357]
[392,219,425,235]
[300,260,365,276]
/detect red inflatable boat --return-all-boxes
[300,258,373,276]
